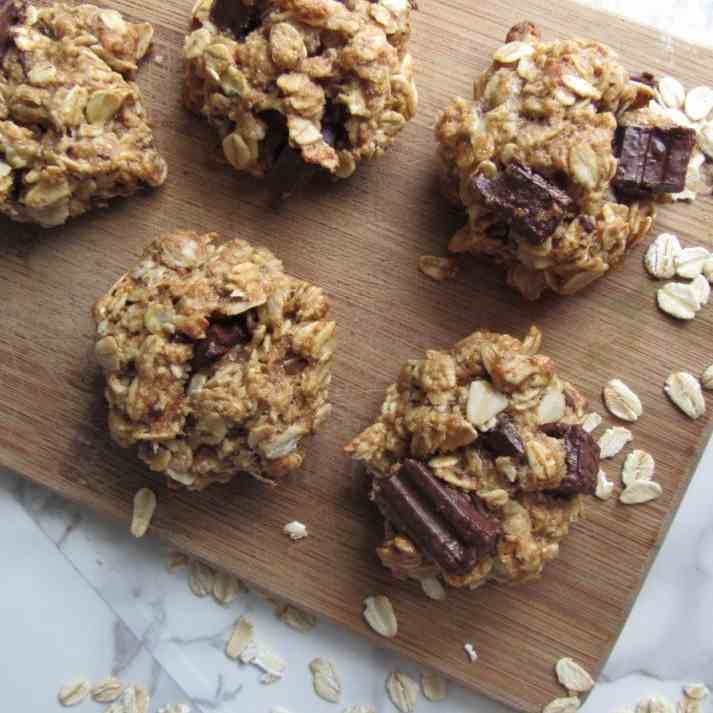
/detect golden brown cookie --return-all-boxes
[345,326,600,590]
[93,231,335,491]
[184,0,417,195]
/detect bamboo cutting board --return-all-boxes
[2,0,713,710]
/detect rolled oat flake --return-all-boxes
[665,371,706,419]
[386,672,419,713]
[603,379,642,422]
[58,679,91,707]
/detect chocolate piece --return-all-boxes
[373,461,502,575]
[505,21,540,43]
[613,125,696,199]
[543,423,599,496]
[322,99,350,150]
[479,414,525,458]
[375,476,476,576]
[401,460,501,550]
[473,163,573,244]
[192,316,249,371]
[210,0,261,41]
[260,110,316,198]
[0,0,21,58]
[630,72,656,87]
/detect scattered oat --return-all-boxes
[622,450,656,485]
[555,658,594,694]
[684,86,713,121]
[598,427,633,458]
[581,412,602,433]
[595,469,614,500]
[675,247,710,279]
[283,521,308,540]
[542,696,581,713]
[691,274,711,305]
[644,233,682,279]
[158,706,191,713]
[130,488,157,538]
[494,40,535,63]
[226,616,254,659]
[419,576,446,601]
[58,679,91,707]
[278,604,317,632]
[635,695,675,713]
[603,379,643,422]
[253,645,287,684]
[665,372,706,419]
[418,255,458,282]
[363,595,398,638]
[703,256,713,282]
[212,571,244,605]
[657,282,701,320]
[657,76,686,109]
[108,685,150,713]
[386,672,419,713]
[421,672,448,702]
[684,683,710,700]
[91,677,122,703]
[464,642,478,662]
[166,551,188,573]
[620,479,663,505]
[310,658,342,704]
[343,707,376,713]
[188,560,215,597]
[702,365,713,390]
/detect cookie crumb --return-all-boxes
[283,521,308,540]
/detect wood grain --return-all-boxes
[1,1,713,710]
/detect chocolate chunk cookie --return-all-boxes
[435,23,695,299]
[184,0,417,196]
[345,326,600,590]
[93,231,335,491]
[0,2,166,227]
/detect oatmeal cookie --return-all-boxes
[435,23,696,299]
[345,326,600,590]
[183,0,417,196]
[0,1,166,227]
[93,231,335,491]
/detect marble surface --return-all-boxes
[3,2,713,712]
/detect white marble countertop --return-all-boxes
[3,3,713,713]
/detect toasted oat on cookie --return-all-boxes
[0,1,166,227]
[93,231,335,491]
[183,0,417,197]
[345,326,600,590]
[435,22,696,299]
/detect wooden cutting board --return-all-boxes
[2,0,713,709]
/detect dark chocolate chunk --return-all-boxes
[192,315,250,371]
[373,460,502,575]
[473,163,573,244]
[400,460,501,551]
[630,72,656,87]
[259,110,316,198]
[505,21,540,43]
[0,0,21,58]
[322,99,350,149]
[375,476,476,576]
[613,125,696,199]
[210,0,261,41]
[543,423,599,496]
[479,414,525,458]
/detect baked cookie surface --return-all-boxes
[345,326,600,590]
[93,231,335,491]
[435,22,695,299]
[184,0,417,195]
[0,2,167,227]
